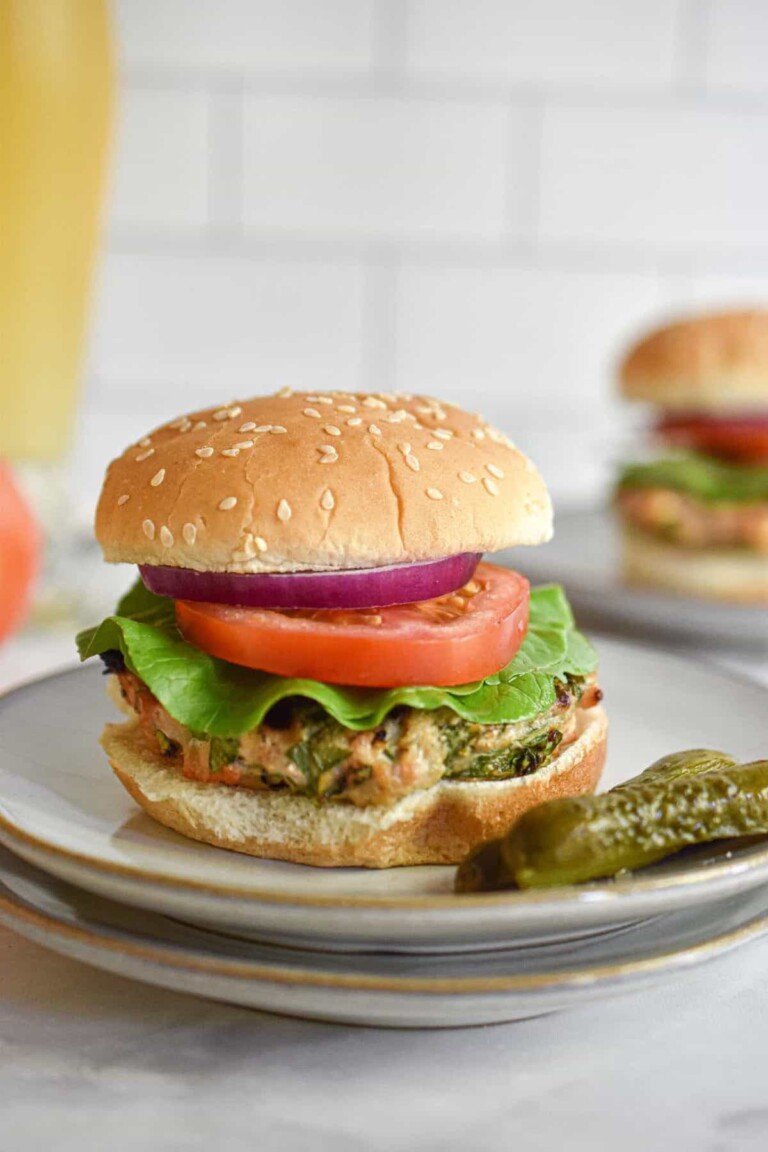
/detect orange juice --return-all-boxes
[0,0,114,459]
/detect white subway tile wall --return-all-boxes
[241,95,524,238]
[117,0,376,74]
[111,88,210,228]
[405,0,680,88]
[76,0,768,511]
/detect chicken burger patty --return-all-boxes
[109,663,602,809]
[616,486,768,552]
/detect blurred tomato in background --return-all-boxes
[0,462,40,645]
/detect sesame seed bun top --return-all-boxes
[96,391,553,573]
[620,309,768,411]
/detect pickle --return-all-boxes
[614,748,738,791]
[455,749,760,893]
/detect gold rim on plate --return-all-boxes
[0,880,766,995]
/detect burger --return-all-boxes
[77,391,606,867]
[616,310,768,603]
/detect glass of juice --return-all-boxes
[0,0,115,624]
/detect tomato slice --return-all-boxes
[658,414,768,463]
[176,563,530,688]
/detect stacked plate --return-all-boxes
[0,639,766,1028]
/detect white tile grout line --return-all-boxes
[120,66,768,113]
[206,82,245,232]
[371,0,409,82]
[503,95,544,244]
[673,0,711,95]
[359,250,400,393]
[104,228,768,280]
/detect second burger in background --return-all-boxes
[616,310,768,603]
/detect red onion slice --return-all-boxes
[139,553,482,611]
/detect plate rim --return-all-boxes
[1,861,768,996]
[1,657,768,914]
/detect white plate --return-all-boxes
[0,647,766,953]
[1,845,767,1028]
[504,508,768,649]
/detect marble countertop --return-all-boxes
[0,630,767,1152]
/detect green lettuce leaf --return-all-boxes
[618,453,768,503]
[76,581,598,737]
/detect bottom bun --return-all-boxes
[621,527,768,604]
[101,706,608,868]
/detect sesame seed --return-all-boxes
[486,463,505,479]
[427,441,444,451]
[276,387,292,398]
[314,396,334,406]
[193,421,207,431]
[433,429,452,441]
[117,494,130,506]
[270,425,287,434]
[229,406,242,418]
[434,411,447,421]
[398,442,412,456]
[232,536,256,562]
[254,425,272,433]
[369,424,382,437]
[139,437,152,448]
[239,422,257,433]
[304,408,321,419]
[405,454,420,472]
[213,409,230,422]
[426,487,443,500]
[472,428,485,440]
[483,477,499,496]
[320,488,335,511]
[255,536,268,552]
[324,424,341,437]
[182,523,197,546]
[387,410,407,424]
[195,446,214,458]
[179,420,193,433]
[336,404,356,413]
[221,448,240,458]
[170,417,190,430]
[347,417,362,426]
[135,448,155,462]
[160,526,174,547]
[363,397,387,409]
[319,452,338,465]
[150,468,166,487]
[459,470,477,483]
[142,519,155,540]
[234,440,254,450]
[277,498,292,522]
[218,496,238,511]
